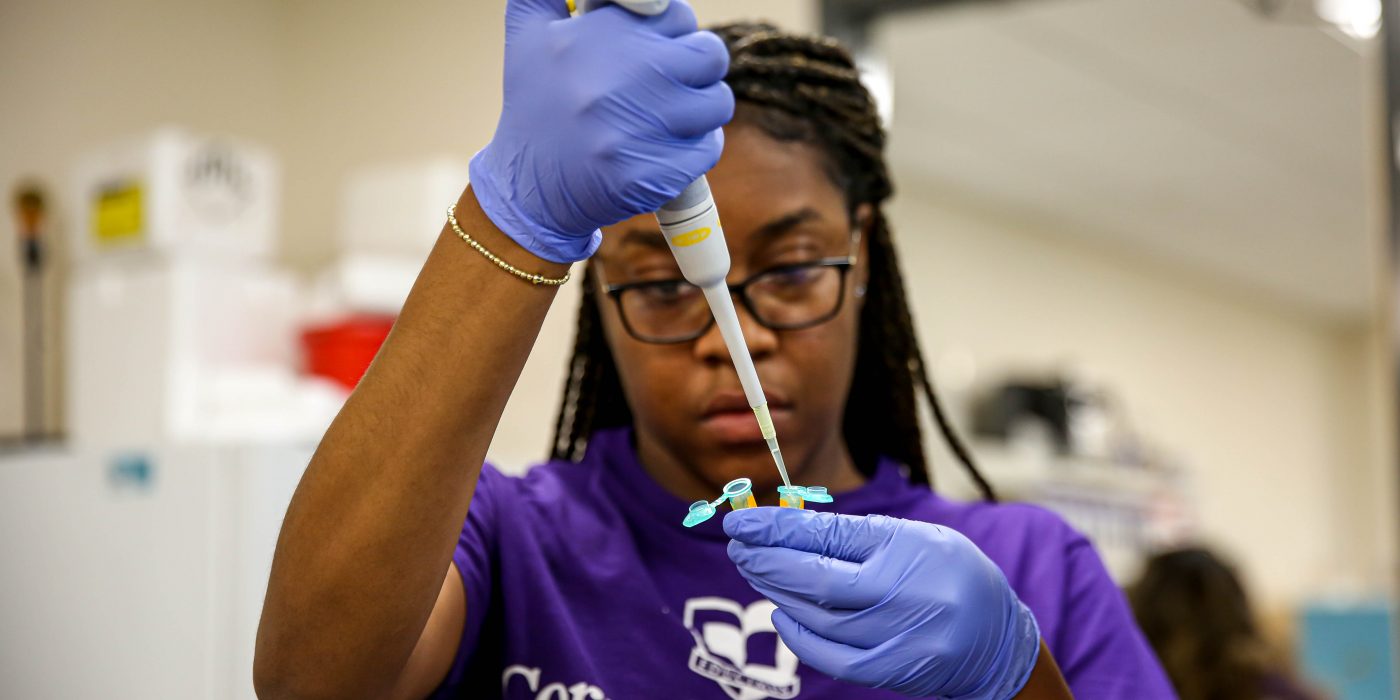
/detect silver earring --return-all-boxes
[855,284,867,298]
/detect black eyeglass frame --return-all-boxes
[602,257,857,344]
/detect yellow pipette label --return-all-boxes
[669,226,711,247]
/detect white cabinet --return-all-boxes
[0,443,311,700]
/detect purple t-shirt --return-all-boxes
[432,428,1175,699]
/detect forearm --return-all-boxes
[255,186,570,698]
[1011,642,1073,699]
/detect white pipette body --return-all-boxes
[584,0,792,489]
[596,0,669,12]
[656,178,792,489]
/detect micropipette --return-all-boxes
[584,0,794,491]
[655,179,793,490]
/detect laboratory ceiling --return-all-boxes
[881,0,1378,318]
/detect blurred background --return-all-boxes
[0,0,1396,697]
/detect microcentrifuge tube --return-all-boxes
[682,479,837,525]
[777,485,805,510]
[723,478,756,510]
[683,478,758,527]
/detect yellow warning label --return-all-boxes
[92,183,144,246]
[669,226,710,247]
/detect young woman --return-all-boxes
[254,2,1175,698]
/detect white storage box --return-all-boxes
[66,258,305,446]
[339,156,468,260]
[71,127,280,262]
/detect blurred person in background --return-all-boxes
[1131,547,1324,700]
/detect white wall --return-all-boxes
[890,176,1396,608]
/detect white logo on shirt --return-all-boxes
[502,664,609,699]
[684,596,800,699]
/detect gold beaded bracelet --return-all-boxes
[446,203,572,286]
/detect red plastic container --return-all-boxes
[300,315,396,390]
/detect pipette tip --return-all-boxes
[765,436,793,490]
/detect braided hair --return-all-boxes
[550,21,996,500]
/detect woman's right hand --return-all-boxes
[470,0,734,264]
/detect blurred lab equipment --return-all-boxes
[1299,600,1397,700]
[970,376,1119,459]
[299,315,395,391]
[299,158,468,389]
[11,183,52,442]
[961,373,1192,582]
[2,127,338,699]
[66,127,335,445]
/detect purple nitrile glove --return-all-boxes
[725,508,1041,699]
[470,0,734,263]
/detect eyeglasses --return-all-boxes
[602,256,857,344]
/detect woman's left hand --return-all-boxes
[725,508,1041,699]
